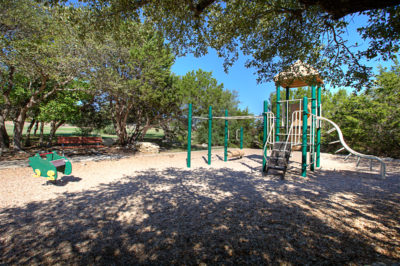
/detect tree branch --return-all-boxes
[325,21,363,68]
[190,0,217,17]
[299,0,400,19]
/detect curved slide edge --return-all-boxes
[316,115,386,179]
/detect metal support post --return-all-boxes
[224,109,228,162]
[286,87,290,133]
[302,97,308,177]
[286,87,290,101]
[263,100,268,171]
[276,85,281,142]
[316,86,321,167]
[208,106,212,165]
[310,85,316,171]
[240,127,243,149]
[187,103,192,168]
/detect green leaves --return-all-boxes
[172,69,255,147]
[83,19,176,145]
[52,0,399,90]
[326,62,400,157]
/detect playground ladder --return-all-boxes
[264,141,292,178]
[263,111,386,179]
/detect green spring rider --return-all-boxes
[28,151,72,181]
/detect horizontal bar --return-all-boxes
[213,115,263,120]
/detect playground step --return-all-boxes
[272,148,293,151]
[268,165,286,170]
[271,149,291,155]
[329,140,340,144]
[269,156,287,161]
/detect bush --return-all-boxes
[102,124,116,135]
[75,127,93,136]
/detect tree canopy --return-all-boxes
[1,0,90,149]
[51,0,400,90]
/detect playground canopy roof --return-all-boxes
[274,60,323,88]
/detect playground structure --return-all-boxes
[28,151,72,181]
[186,61,386,178]
[186,104,267,167]
[270,61,385,178]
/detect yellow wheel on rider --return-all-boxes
[33,169,41,178]
[47,170,56,181]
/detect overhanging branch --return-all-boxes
[299,0,400,19]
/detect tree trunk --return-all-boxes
[140,124,152,141]
[115,118,128,146]
[13,113,26,151]
[111,98,132,146]
[47,120,64,146]
[160,122,174,142]
[33,120,39,136]
[0,117,10,150]
[39,122,45,147]
[12,75,51,150]
[24,119,36,147]
[128,124,142,144]
[0,67,13,150]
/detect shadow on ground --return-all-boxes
[47,175,82,187]
[0,166,399,264]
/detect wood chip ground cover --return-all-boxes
[0,149,399,264]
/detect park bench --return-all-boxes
[57,136,104,151]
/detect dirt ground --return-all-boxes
[0,149,399,264]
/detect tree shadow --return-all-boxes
[239,161,260,173]
[244,154,263,164]
[0,167,398,264]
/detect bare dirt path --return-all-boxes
[1,149,399,264]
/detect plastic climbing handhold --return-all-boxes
[33,169,41,178]
[47,170,56,181]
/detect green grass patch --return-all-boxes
[5,122,164,140]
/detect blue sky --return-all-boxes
[172,50,268,115]
[171,14,396,115]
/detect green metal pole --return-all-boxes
[224,109,228,162]
[316,86,321,167]
[286,87,290,136]
[286,87,290,101]
[208,106,212,165]
[302,97,308,177]
[240,127,243,149]
[262,100,268,172]
[310,85,316,171]
[187,103,192,168]
[276,85,281,142]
